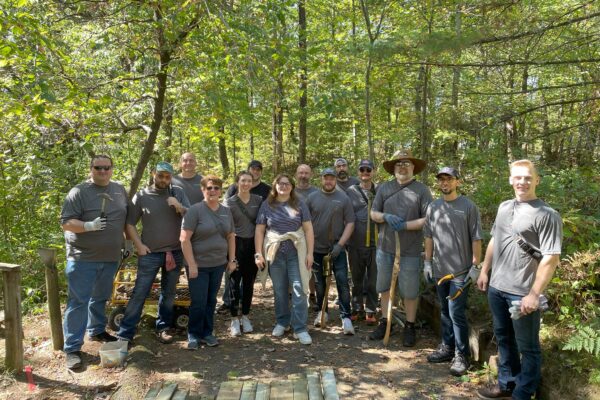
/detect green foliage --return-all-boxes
[563,323,600,357]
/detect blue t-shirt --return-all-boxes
[256,199,311,253]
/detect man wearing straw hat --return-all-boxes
[369,149,432,347]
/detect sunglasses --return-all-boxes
[92,166,112,171]
[206,186,221,191]
[395,161,413,168]
[359,167,372,173]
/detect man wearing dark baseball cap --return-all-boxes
[334,157,360,192]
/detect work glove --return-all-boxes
[84,217,106,232]
[383,213,406,231]
[330,243,344,259]
[423,260,433,283]
[509,295,550,320]
[464,265,481,285]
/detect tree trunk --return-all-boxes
[298,0,307,164]
[218,126,230,179]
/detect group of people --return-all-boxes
[60,150,562,400]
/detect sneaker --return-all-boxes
[65,351,82,370]
[403,324,416,347]
[476,384,513,399]
[368,318,387,340]
[314,311,328,327]
[187,339,199,350]
[89,331,117,342]
[427,343,454,363]
[230,319,242,337]
[241,315,254,333]
[293,331,313,345]
[342,318,355,335]
[272,324,290,337]
[157,329,175,344]
[449,353,469,376]
[365,312,377,325]
[200,335,219,347]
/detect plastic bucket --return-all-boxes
[99,340,128,368]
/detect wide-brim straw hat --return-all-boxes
[382,149,427,175]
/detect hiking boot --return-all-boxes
[476,384,513,399]
[89,331,117,342]
[342,318,355,335]
[293,331,313,345]
[427,343,454,363]
[314,311,328,327]
[65,351,82,370]
[368,318,388,340]
[403,324,416,347]
[157,329,175,344]
[449,353,469,376]
[200,335,219,347]
[241,315,253,333]
[272,324,290,337]
[230,319,242,337]
[187,339,199,350]
[365,312,377,325]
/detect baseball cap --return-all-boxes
[436,166,460,179]
[334,158,348,167]
[248,160,263,169]
[358,159,374,169]
[156,161,174,175]
[321,168,336,177]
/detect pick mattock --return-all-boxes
[98,192,114,218]
[383,232,401,346]
[320,254,332,328]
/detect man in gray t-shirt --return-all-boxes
[60,155,130,370]
[117,161,190,345]
[171,152,204,205]
[295,163,318,201]
[334,157,360,192]
[476,160,562,400]
[423,167,482,376]
[306,168,355,335]
[369,149,432,346]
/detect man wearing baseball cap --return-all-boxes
[424,166,483,376]
[369,149,433,346]
[334,158,360,192]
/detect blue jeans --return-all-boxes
[63,260,118,353]
[436,278,470,357]
[488,286,541,400]
[187,264,225,340]
[269,251,308,333]
[117,251,183,340]
[313,251,352,320]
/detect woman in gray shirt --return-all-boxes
[181,175,236,349]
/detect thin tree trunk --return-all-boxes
[218,126,230,179]
[298,0,307,164]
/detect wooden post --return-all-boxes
[38,248,63,350]
[1,263,24,372]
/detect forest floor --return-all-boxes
[1,281,495,400]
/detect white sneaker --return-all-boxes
[342,318,355,335]
[314,311,329,327]
[293,331,312,345]
[230,319,242,337]
[241,315,253,333]
[272,324,289,337]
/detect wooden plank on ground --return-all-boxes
[172,388,189,400]
[255,382,270,400]
[217,381,244,400]
[320,369,339,400]
[144,382,164,399]
[305,369,323,400]
[269,380,293,400]
[156,383,179,400]
[291,377,308,400]
[240,381,257,400]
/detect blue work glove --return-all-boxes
[423,260,433,283]
[330,243,344,259]
[383,213,406,231]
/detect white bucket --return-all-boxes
[99,340,128,368]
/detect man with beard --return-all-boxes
[369,149,432,346]
[171,152,204,205]
[295,164,318,201]
[117,162,190,345]
[306,168,355,335]
[334,158,360,192]
[424,166,483,376]
[225,160,271,201]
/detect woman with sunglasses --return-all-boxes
[225,171,263,336]
[255,174,314,345]
[180,175,235,349]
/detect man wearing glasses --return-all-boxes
[61,155,130,370]
[346,160,379,324]
[117,162,189,346]
[369,149,432,346]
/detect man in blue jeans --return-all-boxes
[117,162,190,345]
[477,159,562,400]
[424,166,483,376]
[61,155,131,370]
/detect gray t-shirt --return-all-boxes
[171,174,203,205]
[372,179,433,257]
[295,185,318,202]
[336,176,360,193]
[182,202,234,268]
[346,183,378,248]
[61,181,130,262]
[489,199,562,296]
[127,186,190,252]
[306,189,356,253]
[225,194,262,238]
[424,196,483,278]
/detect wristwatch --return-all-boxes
[229,259,238,264]
[254,253,262,260]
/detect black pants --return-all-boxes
[230,236,257,316]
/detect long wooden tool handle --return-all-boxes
[383,232,401,346]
